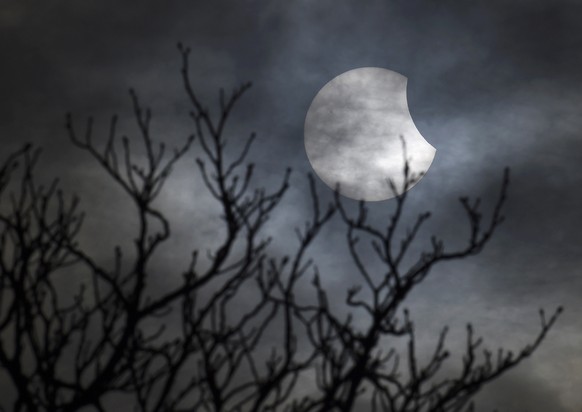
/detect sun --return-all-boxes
[304,67,436,201]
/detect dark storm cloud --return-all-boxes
[1,0,582,409]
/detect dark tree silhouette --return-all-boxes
[0,45,561,412]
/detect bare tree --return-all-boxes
[0,45,561,412]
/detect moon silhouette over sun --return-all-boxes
[304,67,436,201]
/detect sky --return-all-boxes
[1,0,582,410]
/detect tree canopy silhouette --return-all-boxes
[0,45,561,412]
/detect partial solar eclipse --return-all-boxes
[304,67,435,201]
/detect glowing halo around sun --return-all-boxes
[304,67,436,201]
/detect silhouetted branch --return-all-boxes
[0,46,561,412]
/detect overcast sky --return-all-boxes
[1,1,582,410]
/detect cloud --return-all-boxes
[1,1,581,409]
[474,367,569,412]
